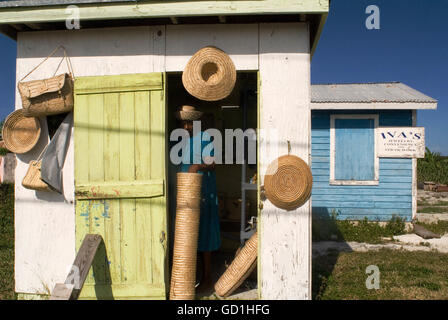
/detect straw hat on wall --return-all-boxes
[263,155,313,211]
[2,109,41,154]
[182,46,236,101]
[175,105,203,121]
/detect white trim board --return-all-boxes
[412,110,417,220]
[311,102,437,110]
[329,114,379,186]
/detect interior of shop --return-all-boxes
[166,71,259,297]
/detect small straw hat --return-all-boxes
[175,105,203,121]
[182,46,236,101]
[264,155,313,211]
[2,109,41,154]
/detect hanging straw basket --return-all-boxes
[170,172,203,300]
[182,46,236,101]
[264,155,313,211]
[22,160,51,191]
[2,109,41,154]
[214,231,258,298]
[18,73,74,117]
[18,45,75,117]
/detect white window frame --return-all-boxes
[330,114,379,186]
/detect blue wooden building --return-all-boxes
[310,82,437,222]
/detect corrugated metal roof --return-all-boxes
[311,82,437,103]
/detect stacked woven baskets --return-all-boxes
[170,172,203,300]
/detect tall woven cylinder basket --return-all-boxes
[169,172,203,300]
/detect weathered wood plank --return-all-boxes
[75,180,164,199]
[135,90,153,284]
[75,73,163,94]
[119,91,138,285]
[49,283,74,300]
[259,23,311,300]
[0,0,329,24]
[149,88,167,288]
[166,24,259,71]
[51,234,102,300]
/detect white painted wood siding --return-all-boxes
[259,23,311,300]
[15,26,166,294]
[15,23,312,299]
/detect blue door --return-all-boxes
[334,118,375,181]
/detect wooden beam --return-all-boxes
[0,0,329,24]
[50,234,102,300]
[0,24,17,40]
[75,179,164,200]
[10,23,26,31]
[310,13,327,58]
[24,23,43,30]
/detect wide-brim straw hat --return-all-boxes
[175,105,203,121]
[2,109,41,154]
[182,46,236,101]
[264,155,313,211]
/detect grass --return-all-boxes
[415,221,448,236]
[0,183,16,300]
[313,249,448,300]
[418,200,448,207]
[313,216,406,244]
[418,207,448,214]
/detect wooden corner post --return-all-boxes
[259,23,312,300]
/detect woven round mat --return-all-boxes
[2,109,41,154]
[214,231,258,298]
[170,172,203,300]
[182,46,236,101]
[264,155,313,211]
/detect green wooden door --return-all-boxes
[74,73,167,300]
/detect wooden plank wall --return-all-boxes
[15,23,312,299]
[259,23,311,300]
[311,110,413,221]
[14,26,165,295]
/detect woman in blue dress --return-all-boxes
[175,105,221,292]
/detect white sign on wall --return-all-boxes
[377,127,425,158]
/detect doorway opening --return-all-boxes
[166,71,258,299]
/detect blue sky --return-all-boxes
[312,0,447,155]
[0,0,446,153]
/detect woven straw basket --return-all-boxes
[2,109,41,154]
[264,155,313,211]
[18,73,74,117]
[22,160,51,191]
[18,45,75,117]
[182,46,236,101]
[214,231,258,298]
[169,172,203,300]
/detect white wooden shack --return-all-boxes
[0,0,329,300]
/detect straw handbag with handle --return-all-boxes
[22,147,51,192]
[18,45,75,117]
